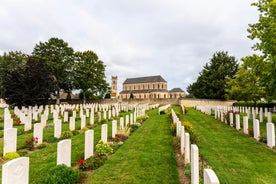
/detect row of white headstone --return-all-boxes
[197,106,275,148]
[2,103,150,184]
[171,109,220,184]
[158,104,170,114]
[3,101,146,156]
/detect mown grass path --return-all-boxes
[176,106,276,184]
[88,108,180,184]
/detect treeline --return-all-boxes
[187,0,276,103]
[0,37,110,107]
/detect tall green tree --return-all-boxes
[73,50,110,103]
[187,51,239,99]
[2,56,57,107]
[32,37,74,104]
[0,51,28,97]
[226,55,266,102]
[247,0,276,101]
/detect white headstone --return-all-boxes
[97,112,101,123]
[130,113,133,125]
[259,108,263,123]
[184,133,190,164]
[3,128,17,155]
[243,116,248,135]
[57,139,71,166]
[125,115,129,127]
[33,123,43,145]
[4,118,13,130]
[235,114,240,130]
[81,115,86,129]
[85,130,94,159]
[54,119,62,138]
[90,110,94,125]
[64,111,68,123]
[229,113,233,127]
[120,117,124,128]
[180,126,185,155]
[69,116,75,131]
[112,120,117,138]
[24,116,32,132]
[2,157,29,184]
[101,124,108,143]
[253,119,260,141]
[267,112,272,123]
[266,123,275,148]
[191,144,199,184]
[204,169,220,184]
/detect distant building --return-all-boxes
[119,75,185,99]
[110,76,118,98]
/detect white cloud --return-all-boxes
[0,0,259,93]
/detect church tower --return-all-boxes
[111,76,118,98]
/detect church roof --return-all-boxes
[123,75,167,84]
[170,88,184,92]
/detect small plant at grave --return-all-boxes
[136,116,148,124]
[3,152,20,160]
[37,142,48,149]
[183,163,191,177]
[86,155,108,170]
[61,131,73,139]
[76,159,88,171]
[173,136,180,149]
[25,136,38,150]
[13,118,21,126]
[117,126,131,137]
[81,126,89,132]
[114,133,128,142]
[259,135,267,143]
[46,136,58,143]
[72,130,80,136]
[17,150,28,156]
[130,124,139,134]
[248,127,254,137]
[98,119,108,125]
[182,121,200,144]
[95,140,114,156]
[170,123,176,136]
[35,164,79,184]
[182,121,193,133]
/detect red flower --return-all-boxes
[77,159,85,164]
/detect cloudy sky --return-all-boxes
[0,0,259,93]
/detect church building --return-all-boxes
[118,75,185,99]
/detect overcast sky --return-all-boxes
[0,0,259,93]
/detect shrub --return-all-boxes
[114,133,128,142]
[81,126,89,132]
[130,124,139,133]
[77,155,107,171]
[183,163,191,177]
[170,123,176,136]
[37,143,48,149]
[95,140,113,156]
[35,164,79,184]
[117,126,131,137]
[17,150,28,156]
[25,136,38,150]
[72,130,80,136]
[61,131,73,139]
[182,121,193,133]
[3,152,20,160]
[46,136,58,143]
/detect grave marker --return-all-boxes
[57,139,71,166]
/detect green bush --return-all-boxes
[72,130,80,136]
[95,140,113,156]
[17,150,28,156]
[35,164,79,184]
[3,152,20,160]
[46,136,58,143]
[37,142,48,149]
[61,131,73,139]
[170,123,176,136]
[78,155,108,171]
[183,163,191,177]
[81,126,89,132]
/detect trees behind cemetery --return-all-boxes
[0,37,110,106]
[188,0,276,102]
[187,51,239,100]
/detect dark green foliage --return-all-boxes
[32,37,75,101]
[46,136,58,143]
[79,155,107,171]
[60,131,73,139]
[74,51,110,103]
[187,51,238,100]
[130,124,139,133]
[2,56,57,107]
[35,164,79,184]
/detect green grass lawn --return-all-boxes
[175,106,276,184]
[87,108,180,184]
